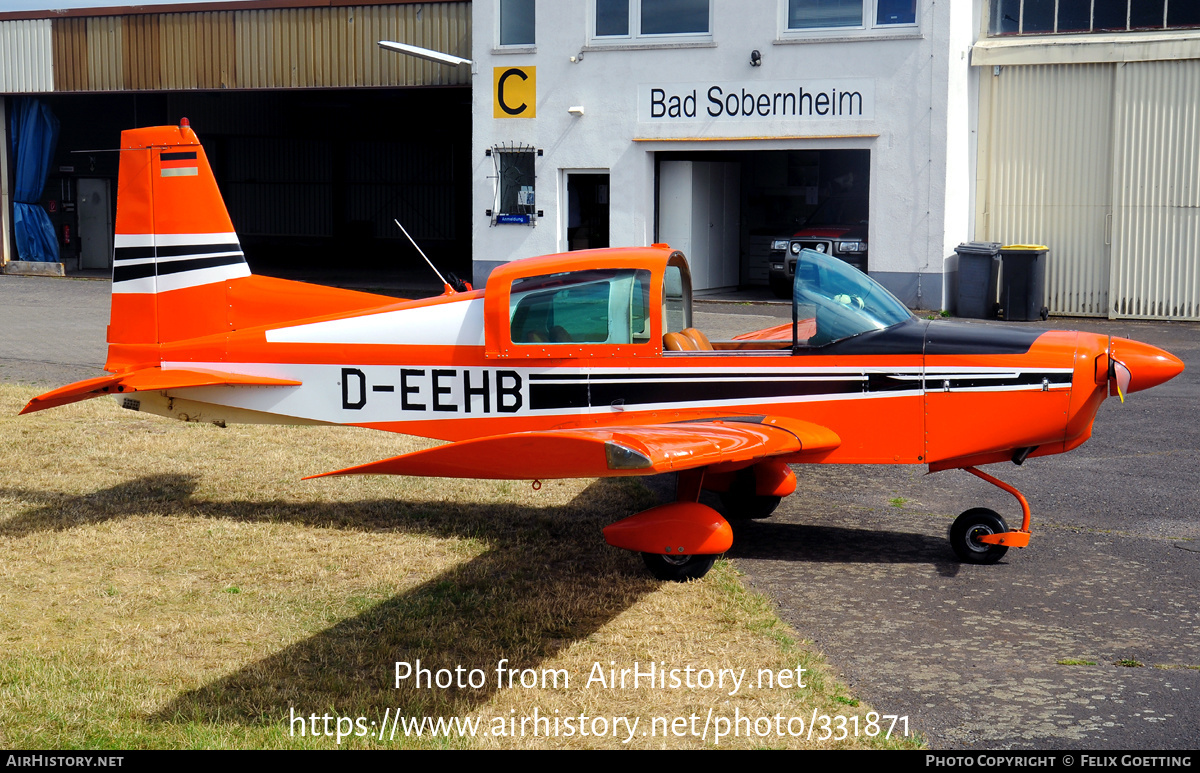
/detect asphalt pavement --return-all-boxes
[3,273,1197,750]
[698,302,1200,750]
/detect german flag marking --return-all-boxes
[160,151,198,177]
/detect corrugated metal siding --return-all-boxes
[345,139,457,240]
[0,19,54,92]
[45,3,469,92]
[87,15,124,91]
[51,18,88,91]
[224,136,334,236]
[158,12,236,90]
[122,14,158,90]
[978,63,1114,316]
[1109,61,1200,320]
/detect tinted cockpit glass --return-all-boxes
[510,269,651,345]
[792,248,912,346]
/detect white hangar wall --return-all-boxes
[470,0,977,310]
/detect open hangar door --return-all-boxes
[655,149,869,294]
[38,88,472,287]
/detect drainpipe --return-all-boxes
[0,97,10,268]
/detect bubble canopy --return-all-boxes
[792,248,914,347]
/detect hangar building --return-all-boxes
[3,0,1198,318]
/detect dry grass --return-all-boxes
[0,383,918,749]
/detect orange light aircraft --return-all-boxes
[21,121,1186,580]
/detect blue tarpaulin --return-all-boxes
[10,97,61,263]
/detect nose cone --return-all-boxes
[1112,337,1185,394]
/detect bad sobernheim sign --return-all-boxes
[638,79,875,123]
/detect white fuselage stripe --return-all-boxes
[154,361,1073,426]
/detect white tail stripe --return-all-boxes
[114,234,154,248]
[111,275,157,294]
[155,262,250,293]
[114,232,240,248]
[113,261,250,294]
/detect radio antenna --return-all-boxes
[394,218,457,294]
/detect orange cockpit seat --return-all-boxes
[681,328,714,351]
[664,331,699,351]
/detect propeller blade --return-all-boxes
[1111,358,1132,403]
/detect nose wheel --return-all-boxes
[949,467,1034,563]
[950,508,1009,564]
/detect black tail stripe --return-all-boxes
[115,243,242,263]
[112,263,157,283]
[155,253,245,276]
[113,246,155,262]
[155,243,241,258]
[113,253,245,283]
[160,151,198,161]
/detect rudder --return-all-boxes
[108,118,250,350]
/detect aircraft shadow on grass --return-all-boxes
[1,473,658,724]
[2,471,966,725]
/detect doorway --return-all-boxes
[77,178,112,270]
[565,172,610,251]
[655,149,870,292]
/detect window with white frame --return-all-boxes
[990,0,1200,36]
[594,0,711,40]
[786,0,917,32]
[499,0,536,46]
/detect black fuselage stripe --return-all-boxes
[526,372,1071,411]
[530,383,590,409]
[935,373,1072,389]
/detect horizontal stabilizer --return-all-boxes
[19,367,301,415]
[307,417,840,480]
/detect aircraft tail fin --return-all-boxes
[103,120,403,377]
[108,119,250,350]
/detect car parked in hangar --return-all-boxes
[768,196,869,298]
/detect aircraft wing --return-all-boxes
[19,367,301,415]
[307,416,840,480]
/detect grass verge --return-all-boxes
[1,383,919,749]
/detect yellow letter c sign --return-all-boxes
[494,66,536,118]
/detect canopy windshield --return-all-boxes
[792,248,913,347]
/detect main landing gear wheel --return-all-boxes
[718,468,783,520]
[718,490,782,520]
[950,508,1010,564]
[641,552,717,582]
